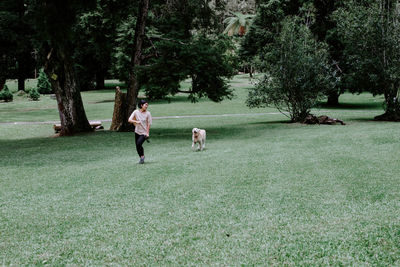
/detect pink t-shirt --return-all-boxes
[129,110,152,135]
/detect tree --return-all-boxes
[239,0,302,79]
[36,69,52,94]
[223,12,256,36]
[313,0,345,105]
[30,0,95,135]
[240,0,319,58]
[140,35,236,102]
[0,0,36,92]
[74,0,132,91]
[224,0,258,14]
[111,0,237,131]
[334,0,400,120]
[240,0,345,104]
[113,0,149,132]
[246,16,334,122]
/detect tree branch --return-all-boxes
[177,89,193,93]
[147,35,189,45]
[141,53,158,61]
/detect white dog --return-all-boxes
[192,128,206,151]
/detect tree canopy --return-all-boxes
[3,0,400,134]
[334,0,400,120]
[247,15,334,122]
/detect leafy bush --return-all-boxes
[29,88,40,101]
[0,85,13,102]
[247,16,335,122]
[37,69,53,94]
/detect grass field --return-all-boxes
[1,75,400,265]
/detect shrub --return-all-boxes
[29,88,40,101]
[0,85,13,102]
[247,16,335,122]
[37,69,53,94]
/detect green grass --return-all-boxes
[2,76,277,123]
[1,75,400,265]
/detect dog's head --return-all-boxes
[192,128,200,136]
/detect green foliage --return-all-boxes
[0,0,36,89]
[73,0,131,91]
[247,17,334,122]
[29,88,40,101]
[241,0,345,103]
[36,69,52,94]
[0,85,13,102]
[112,15,137,82]
[140,35,237,102]
[223,12,256,36]
[334,0,400,118]
[112,0,237,103]
[240,0,288,63]
[29,0,98,89]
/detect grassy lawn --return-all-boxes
[1,75,400,265]
[2,75,278,123]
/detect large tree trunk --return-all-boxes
[0,78,5,92]
[110,86,127,130]
[111,0,149,131]
[374,89,400,121]
[0,54,7,92]
[95,68,105,90]
[17,77,25,92]
[45,47,92,136]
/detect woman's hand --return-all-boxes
[128,119,141,125]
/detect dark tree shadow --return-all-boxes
[316,101,382,110]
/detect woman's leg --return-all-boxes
[135,133,146,157]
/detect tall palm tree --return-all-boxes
[223,12,255,36]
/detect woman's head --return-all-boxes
[138,99,148,110]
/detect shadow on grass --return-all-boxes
[316,101,382,110]
[150,124,249,141]
[248,118,292,124]
[0,121,275,156]
[91,99,115,104]
[0,131,135,167]
[0,117,318,168]
[345,116,399,123]
[89,94,206,105]
[146,95,209,105]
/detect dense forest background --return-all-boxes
[1,0,399,135]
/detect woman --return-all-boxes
[128,100,152,164]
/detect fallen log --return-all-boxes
[54,121,103,133]
[303,114,346,125]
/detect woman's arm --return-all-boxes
[146,115,151,136]
[128,112,141,125]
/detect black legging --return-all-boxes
[135,133,146,157]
